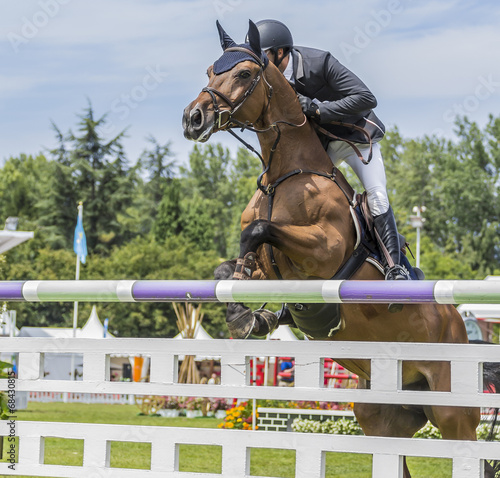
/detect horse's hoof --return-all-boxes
[227,309,256,339]
[253,309,279,336]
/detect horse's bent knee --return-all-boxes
[240,220,271,255]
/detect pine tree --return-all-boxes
[41,102,137,253]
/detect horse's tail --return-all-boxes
[470,340,500,476]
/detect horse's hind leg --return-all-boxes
[418,361,494,476]
[353,379,428,478]
[417,361,480,440]
[425,404,497,477]
[354,401,427,478]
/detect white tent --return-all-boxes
[0,230,34,254]
[174,324,219,361]
[174,324,212,340]
[18,306,113,340]
[18,306,113,380]
[268,325,299,341]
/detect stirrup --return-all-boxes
[385,264,410,281]
[385,265,409,313]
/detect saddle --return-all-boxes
[278,191,424,339]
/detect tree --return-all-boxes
[153,178,183,242]
[381,116,500,276]
[83,235,226,338]
[139,136,176,207]
[0,154,52,226]
[1,235,227,337]
[41,102,139,253]
[226,147,262,258]
[0,246,78,328]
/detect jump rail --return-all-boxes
[1,279,499,304]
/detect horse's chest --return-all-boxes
[241,185,323,227]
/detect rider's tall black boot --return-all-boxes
[373,207,410,312]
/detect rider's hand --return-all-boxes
[297,94,320,121]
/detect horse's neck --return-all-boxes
[256,75,332,181]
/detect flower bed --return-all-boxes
[292,417,362,435]
[159,396,231,417]
[218,401,257,430]
[258,407,354,432]
[291,417,500,439]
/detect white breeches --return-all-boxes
[326,141,389,216]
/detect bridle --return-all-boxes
[200,46,308,170]
[202,46,273,131]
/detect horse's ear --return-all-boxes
[247,20,261,55]
[216,20,236,51]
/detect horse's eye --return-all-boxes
[239,70,251,79]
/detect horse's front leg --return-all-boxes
[235,219,347,279]
[214,259,279,339]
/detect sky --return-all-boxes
[2,0,500,169]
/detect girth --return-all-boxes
[284,240,372,339]
[260,166,354,280]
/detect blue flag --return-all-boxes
[73,213,87,264]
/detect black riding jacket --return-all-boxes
[291,46,385,144]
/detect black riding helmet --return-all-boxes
[247,19,293,67]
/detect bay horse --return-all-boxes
[183,20,498,477]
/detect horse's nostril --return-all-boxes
[190,108,203,130]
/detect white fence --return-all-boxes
[28,391,133,405]
[0,337,499,477]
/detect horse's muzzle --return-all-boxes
[182,105,213,142]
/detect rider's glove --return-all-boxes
[297,94,320,121]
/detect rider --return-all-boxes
[252,19,409,282]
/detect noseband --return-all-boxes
[202,47,273,130]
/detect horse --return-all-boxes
[183,20,499,477]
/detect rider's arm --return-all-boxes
[315,52,377,123]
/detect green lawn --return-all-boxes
[0,402,452,477]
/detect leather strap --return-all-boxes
[313,121,373,164]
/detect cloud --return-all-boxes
[362,24,500,100]
[2,0,500,164]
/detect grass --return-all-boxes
[0,402,452,477]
